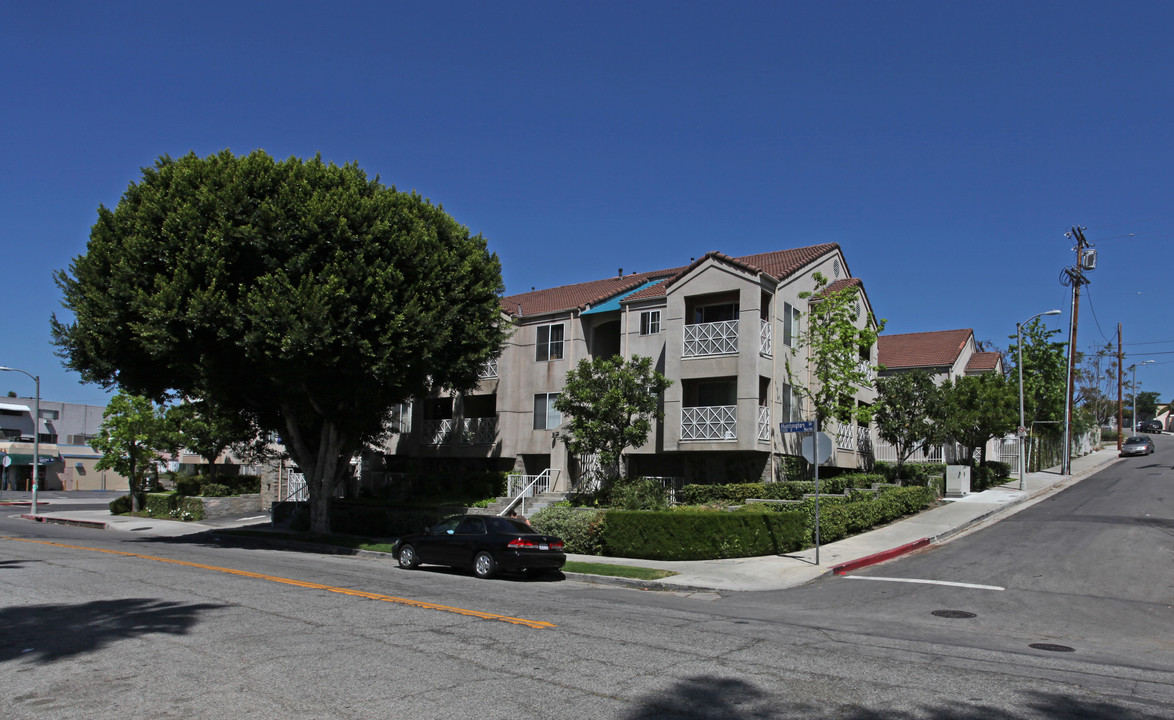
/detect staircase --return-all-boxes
[485,491,570,517]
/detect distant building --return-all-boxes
[877,328,1004,383]
[0,396,128,491]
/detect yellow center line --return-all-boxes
[2,537,555,629]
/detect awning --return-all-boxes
[581,280,665,315]
[0,403,31,413]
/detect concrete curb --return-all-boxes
[831,538,931,575]
[21,513,108,530]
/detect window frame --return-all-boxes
[533,393,562,430]
[639,310,661,336]
[535,323,565,362]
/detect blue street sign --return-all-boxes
[779,420,815,433]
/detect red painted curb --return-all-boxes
[831,537,932,575]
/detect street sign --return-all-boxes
[779,420,815,433]
[1016,426,1028,438]
[801,432,833,464]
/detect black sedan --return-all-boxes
[393,514,566,579]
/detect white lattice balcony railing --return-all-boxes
[479,358,499,379]
[836,423,854,450]
[759,319,772,357]
[683,320,739,357]
[757,406,771,441]
[421,417,497,445]
[856,359,876,383]
[681,405,737,441]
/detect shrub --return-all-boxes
[599,510,807,560]
[109,493,144,515]
[200,483,232,497]
[175,477,202,496]
[609,477,670,510]
[530,507,606,555]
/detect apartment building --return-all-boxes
[371,243,881,490]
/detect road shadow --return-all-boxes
[622,676,1172,719]
[1,597,224,664]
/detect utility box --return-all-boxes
[945,465,971,498]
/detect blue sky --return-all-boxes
[2,1,1171,409]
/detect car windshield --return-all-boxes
[1125,437,1147,445]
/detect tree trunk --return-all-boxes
[281,408,351,536]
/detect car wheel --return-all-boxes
[473,551,497,579]
[398,544,419,569]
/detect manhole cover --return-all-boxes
[1029,643,1075,653]
[932,610,976,619]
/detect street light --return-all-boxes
[1129,360,1155,434]
[0,366,40,514]
[1017,310,1062,491]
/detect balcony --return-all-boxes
[759,319,772,357]
[683,320,738,357]
[479,358,499,379]
[681,405,737,441]
[421,417,498,445]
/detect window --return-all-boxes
[693,303,738,324]
[640,310,661,335]
[536,323,564,361]
[39,409,59,420]
[781,383,803,422]
[783,303,800,347]
[533,393,562,430]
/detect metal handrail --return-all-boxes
[499,468,559,516]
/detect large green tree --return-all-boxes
[784,272,884,432]
[91,393,176,511]
[937,373,1017,465]
[874,371,942,477]
[553,355,672,480]
[54,150,506,533]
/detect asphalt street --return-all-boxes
[1,440,1171,719]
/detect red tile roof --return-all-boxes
[877,329,973,370]
[966,351,1003,372]
[501,243,840,317]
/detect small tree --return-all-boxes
[785,272,884,433]
[874,371,942,477]
[553,355,671,481]
[1008,318,1068,438]
[936,374,1017,465]
[91,393,175,511]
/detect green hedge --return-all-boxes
[599,509,808,560]
[173,473,260,497]
[679,473,887,505]
[530,507,606,555]
[814,486,937,544]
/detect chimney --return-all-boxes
[618,268,623,277]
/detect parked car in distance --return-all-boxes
[1120,435,1156,457]
[393,514,566,579]
[1141,420,1163,433]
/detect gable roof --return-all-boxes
[877,329,974,370]
[501,243,841,317]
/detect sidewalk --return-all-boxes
[5,449,1120,592]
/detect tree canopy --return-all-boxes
[1007,318,1068,437]
[937,373,1017,465]
[167,398,256,476]
[553,355,671,480]
[784,272,884,432]
[54,150,506,532]
[874,371,942,475]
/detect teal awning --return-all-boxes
[580,280,664,315]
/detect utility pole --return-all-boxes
[1061,227,1093,475]
[1117,323,1123,452]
